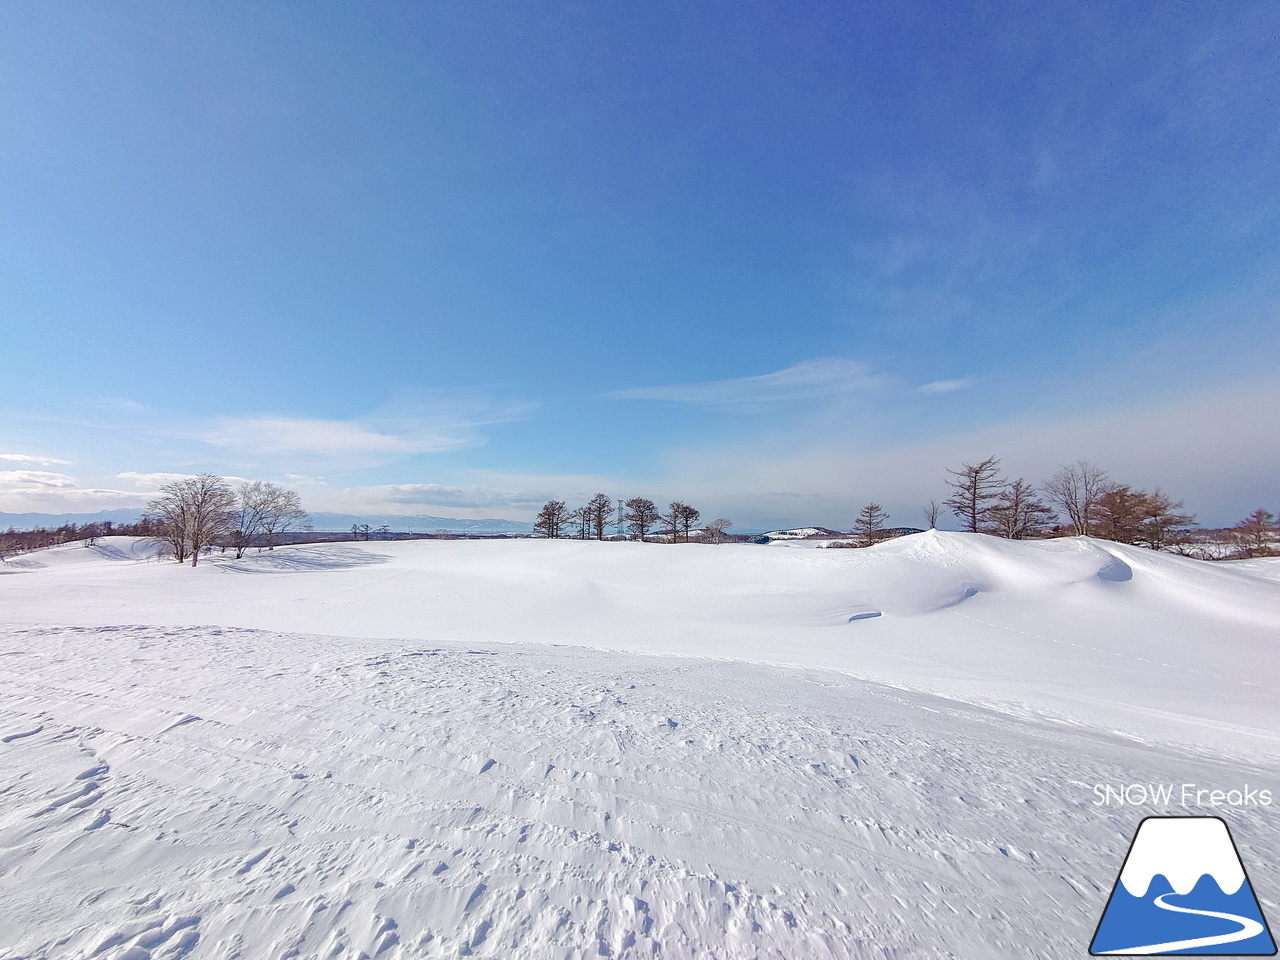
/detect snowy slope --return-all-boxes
[1,534,1278,959]
[760,526,841,539]
[4,532,1277,757]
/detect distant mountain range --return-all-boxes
[0,509,146,529]
[0,510,534,535]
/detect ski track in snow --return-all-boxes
[0,624,1275,959]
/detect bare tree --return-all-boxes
[944,456,1005,533]
[623,497,660,542]
[987,478,1056,539]
[662,501,701,543]
[145,475,236,567]
[853,503,889,547]
[1233,508,1278,558]
[676,502,701,542]
[230,483,271,559]
[145,486,192,564]
[585,493,613,540]
[534,500,569,539]
[923,500,941,529]
[1136,489,1195,551]
[567,506,589,540]
[186,476,237,566]
[1093,485,1146,543]
[230,481,307,557]
[704,518,733,543]
[1043,461,1109,536]
[662,502,685,543]
[255,483,309,549]
[1092,485,1194,549]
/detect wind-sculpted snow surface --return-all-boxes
[2,624,1276,959]
[3,532,1278,757]
[0,534,1278,957]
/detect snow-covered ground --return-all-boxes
[1,533,1278,958]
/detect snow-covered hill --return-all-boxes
[759,526,844,539]
[1,533,1278,958]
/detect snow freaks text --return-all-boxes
[1092,784,1273,807]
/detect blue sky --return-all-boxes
[2,0,1278,528]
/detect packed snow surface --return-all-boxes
[1,532,1278,959]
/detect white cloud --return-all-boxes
[116,471,204,490]
[183,393,535,467]
[312,482,553,519]
[604,359,884,404]
[916,379,972,394]
[0,470,149,514]
[0,453,72,466]
[0,470,80,489]
[0,470,259,515]
[198,417,429,457]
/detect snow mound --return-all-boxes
[0,537,166,572]
[2,534,1280,957]
[3,532,1279,758]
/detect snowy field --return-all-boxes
[1,532,1278,958]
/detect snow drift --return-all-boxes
[1,533,1277,959]
[4,531,1277,757]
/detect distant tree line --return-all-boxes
[534,494,734,544]
[1,522,128,560]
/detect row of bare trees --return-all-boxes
[534,495,733,543]
[145,475,309,566]
[931,457,1196,548]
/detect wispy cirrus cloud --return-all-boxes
[116,471,250,491]
[0,470,79,489]
[0,452,72,466]
[604,359,884,405]
[916,378,972,394]
[197,417,428,458]
[185,392,536,467]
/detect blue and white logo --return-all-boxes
[1091,816,1276,955]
